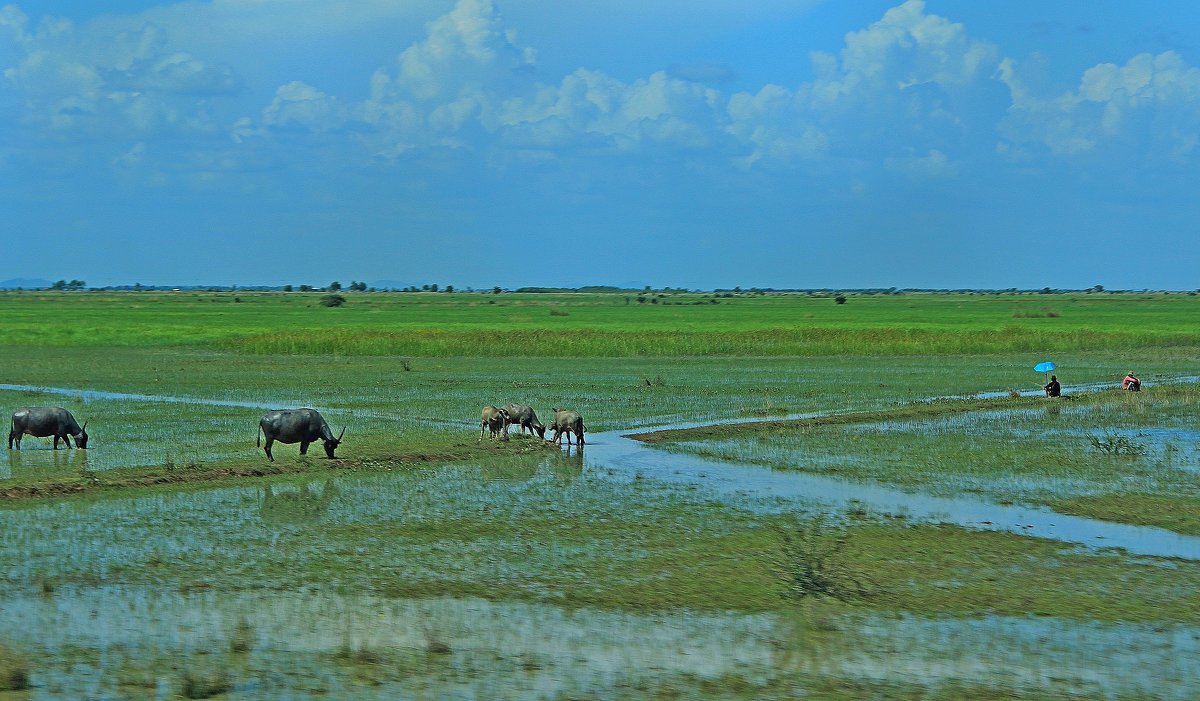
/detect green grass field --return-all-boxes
[3,289,1198,355]
[0,291,1197,699]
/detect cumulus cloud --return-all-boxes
[10,0,1199,185]
[723,0,1001,168]
[999,51,1200,160]
[1,7,240,137]
[350,0,535,156]
[262,81,344,131]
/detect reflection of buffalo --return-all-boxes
[548,443,584,481]
[260,481,337,527]
[502,403,545,439]
[479,405,509,442]
[5,446,88,476]
[547,409,585,446]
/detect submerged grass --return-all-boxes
[1051,493,1200,535]
[651,383,1200,533]
[1,291,1198,699]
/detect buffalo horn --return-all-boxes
[338,426,346,441]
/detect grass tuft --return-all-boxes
[1087,432,1145,456]
[0,645,30,692]
[229,617,254,653]
[181,665,232,699]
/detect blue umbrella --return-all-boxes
[1034,361,1056,373]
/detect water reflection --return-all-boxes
[259,481,337,528]
[0,587,1195,700]
[4,445,89,478]
[548,444,584,481]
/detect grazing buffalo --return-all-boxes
[257,408,344,461]
[479,405,509,442]
[8,407,88,450]
[547,408,585,446]
[502,403,545,439]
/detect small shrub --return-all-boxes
[773,515,871,602]
[400,358,412,372]
[1087,432,1145,456]
[320,294,346,307]
[1007,389,1021,398]
[549,308,569,316]
[834,295,847,304]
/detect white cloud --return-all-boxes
[724,0,999,167]
[1,6,239,137]
[262,81,344,131]
[884,148,956,178]
[999,51,1200,160]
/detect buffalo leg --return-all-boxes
[263,438,275,461]
[479,423,486,442]
[300,441,310,455]
[7,431,16,450]
[53,435,60,450]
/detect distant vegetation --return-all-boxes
[0,290,1197,357]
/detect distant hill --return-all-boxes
[0,278,52,289]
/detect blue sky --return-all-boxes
[2,0,1198,290]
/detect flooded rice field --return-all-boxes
[3,380,1199,698]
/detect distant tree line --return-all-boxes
[50,279,87,290]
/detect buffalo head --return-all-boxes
[322,426,346,458]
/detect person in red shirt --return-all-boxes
[1122,372,1141,391]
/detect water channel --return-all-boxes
[3,379,1198,560]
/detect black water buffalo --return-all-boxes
[502,403,545,439]
[547,408,585,446]
[257,408,344,461]
[479,405,509,442]
[8,407,88,450]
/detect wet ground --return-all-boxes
[3,379,1199,698]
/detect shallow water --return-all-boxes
[583,427,1200,559]
[0,588,775,700]
[2,586,1197,700]
[5,379,1200,558]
